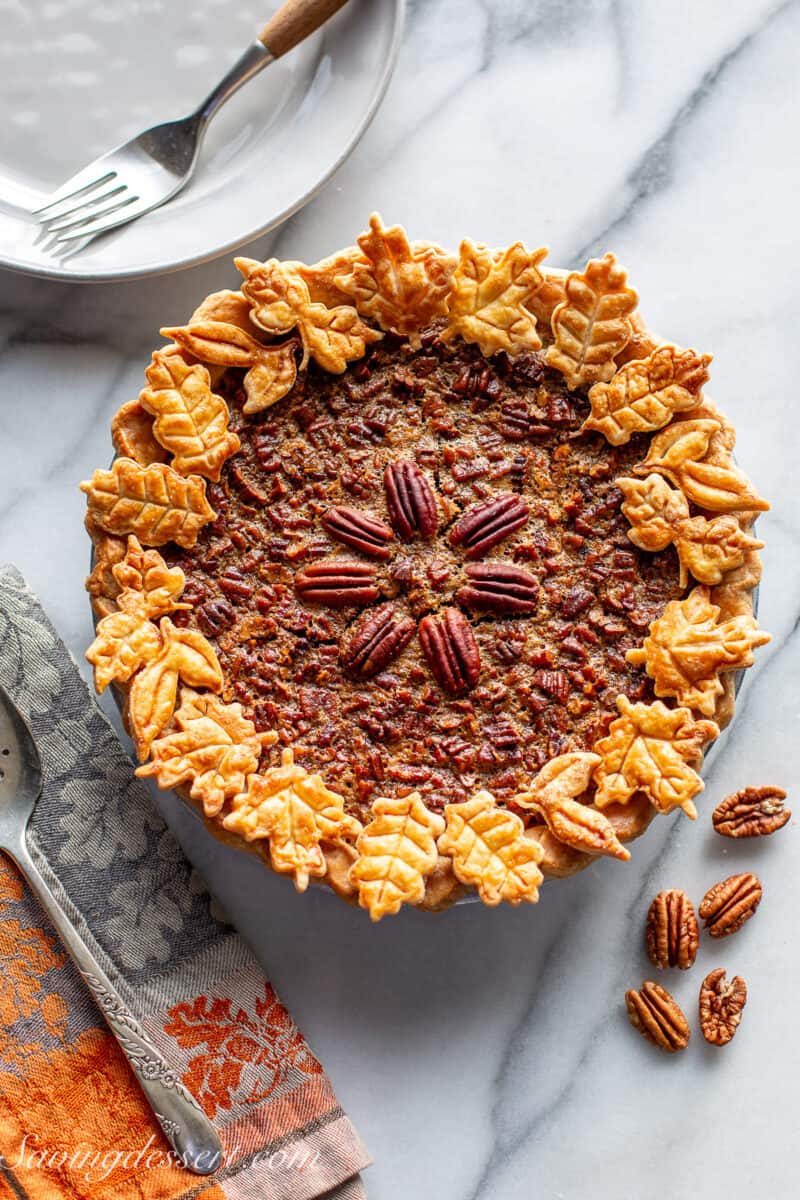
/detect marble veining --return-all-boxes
[1,2,798,1198]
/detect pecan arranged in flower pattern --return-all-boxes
[384,461,438,540]
[418,608,481,695]
[322,506,394,560]
[294,560,379,607]
[294,460,537,694]
[343,604,416,678]
[448,493,530,558]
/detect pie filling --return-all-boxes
[164,327,685,825]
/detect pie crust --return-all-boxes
[82,215,769,920]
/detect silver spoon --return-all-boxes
[32,0,350,255]
[0,681,223,1176]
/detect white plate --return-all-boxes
[0,0,403,281]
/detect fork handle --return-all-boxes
[259,0,350,58]
[6,842,223,1177]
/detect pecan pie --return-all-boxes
[82,215,769,919]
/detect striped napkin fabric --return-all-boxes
[0,565,369,1200]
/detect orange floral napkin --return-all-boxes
[0,565,370,1200]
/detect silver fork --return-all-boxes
[33,0,349,255]
[0,681,223,1175]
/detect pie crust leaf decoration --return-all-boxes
[546,253,638,389]
[127,618,223,759]
[80,458,216,549]
[111,399,168,466]
[592,695,719,819]
[139,350,241,481]
[673,515,763,587]
[626,586,770,716]
[638,419,769,513]
[438,791,544,905]
[442,239,548,357]
[222,748,362,892]
[235,257,382,373]
[513,752,630,861]
[136,689,277,817]
[160,321,299,415]
[86,610,162,694]
[583,345,712,445]
[617,474,763,587]
[333,213,454,346]
[111,535,189,619]
[349,792,446,921]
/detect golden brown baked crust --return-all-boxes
[83,216,769,912]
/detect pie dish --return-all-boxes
[81,215,770,919]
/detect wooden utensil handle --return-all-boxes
[259,0,350,58]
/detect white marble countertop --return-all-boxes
[2,2,799,1196]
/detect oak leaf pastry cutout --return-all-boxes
[592,695,719,818]
[438,791,544,905]
[617,474,763,586]
[331,213,454,346]
[583,345,712,445]
[546,253,638,389]
[222,749,362,892]
[235,257,382,372]
[637,418,769,513]
[86,537,190,692]
[513,752,630,861]
[161,321,299,415]
[138,350,241,480]
[136,689,277,818]
[627,585,770,716]
[441,239,548,357]
[127,618,223,759]
[80,458,216,549]
[349,792,446,921]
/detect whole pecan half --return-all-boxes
[699,872,762,938]
[699,968,747,1046]
[418,607,481,695]
[343,604,416,678]
[448,493,530,559]
[322,506,394,560]
[384,461,438,541]
[645,889,699,970]
[457,562,539,615]
[712,785,791,838]
[625,980,690,1053]
[294,559,379,607]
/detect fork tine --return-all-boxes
[52,195,148,245]
[41,185,130,234]
[33,169,117,218]
[49,195,141,242]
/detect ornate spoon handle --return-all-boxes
[7,840,222,1176]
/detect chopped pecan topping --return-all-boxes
[699,968,747,1046]
[294,559,379,607]
[457,562,539,615]
[699,872,762,938]
[418,607,481,695]
[712,785,791,838]
[322,505,394,560]
[383,461,438,540]
[625,980,690,1053]
[645,889,698,970]
[343,604,416,678]
[448,493,530,559]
